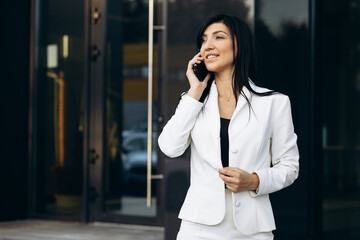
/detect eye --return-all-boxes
[215,36,224,39]
[201,39,207,44]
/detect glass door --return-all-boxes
[87,0,164,225]
[30,0,86,220]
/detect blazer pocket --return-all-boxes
[232,191,259,235]
[178,186,226,226]
[255,194,276,232]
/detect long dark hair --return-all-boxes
[197,14,276,103]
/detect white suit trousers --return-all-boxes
[176,189,274,240]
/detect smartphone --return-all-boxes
[193,61,209,82]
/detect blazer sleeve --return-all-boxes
[250,95,299,197]
[158,94,203,158]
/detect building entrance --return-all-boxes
[30,0,165,225]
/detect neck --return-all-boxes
[214,69,236,98]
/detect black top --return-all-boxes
[220,117,230,168]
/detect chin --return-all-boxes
[205,65,218,72]
[206,62,234,74]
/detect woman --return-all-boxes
[158,14,299,240]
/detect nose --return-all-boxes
[203,39,215,51]
[205,45,214,51]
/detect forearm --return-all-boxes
[158,94,203,157]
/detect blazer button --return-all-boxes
[235,201,241,207]
[231,148,238,154]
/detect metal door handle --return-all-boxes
[146,0,154,208]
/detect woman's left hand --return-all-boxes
[218,167,259,193]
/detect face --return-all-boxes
[200,22,236,74]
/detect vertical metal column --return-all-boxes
[147,0,154,207]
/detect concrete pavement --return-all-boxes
[0,220,164,240]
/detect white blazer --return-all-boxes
[158,81,299,236]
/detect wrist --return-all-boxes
[188,86,204,101]
[251,172,260,191]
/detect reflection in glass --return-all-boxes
[33,0,85,217]
[104,0,158,216]
[321,0,360,236]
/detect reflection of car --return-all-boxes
[122,132,152,153]
[122,132,157,196]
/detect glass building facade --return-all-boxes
[320,0,360,237]
[1,0,359,239]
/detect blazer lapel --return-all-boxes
[231,84,253,122]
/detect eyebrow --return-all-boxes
[202,30,228,37]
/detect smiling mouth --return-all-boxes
[206,54,219,59]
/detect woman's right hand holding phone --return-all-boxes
[186,52,211,101]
